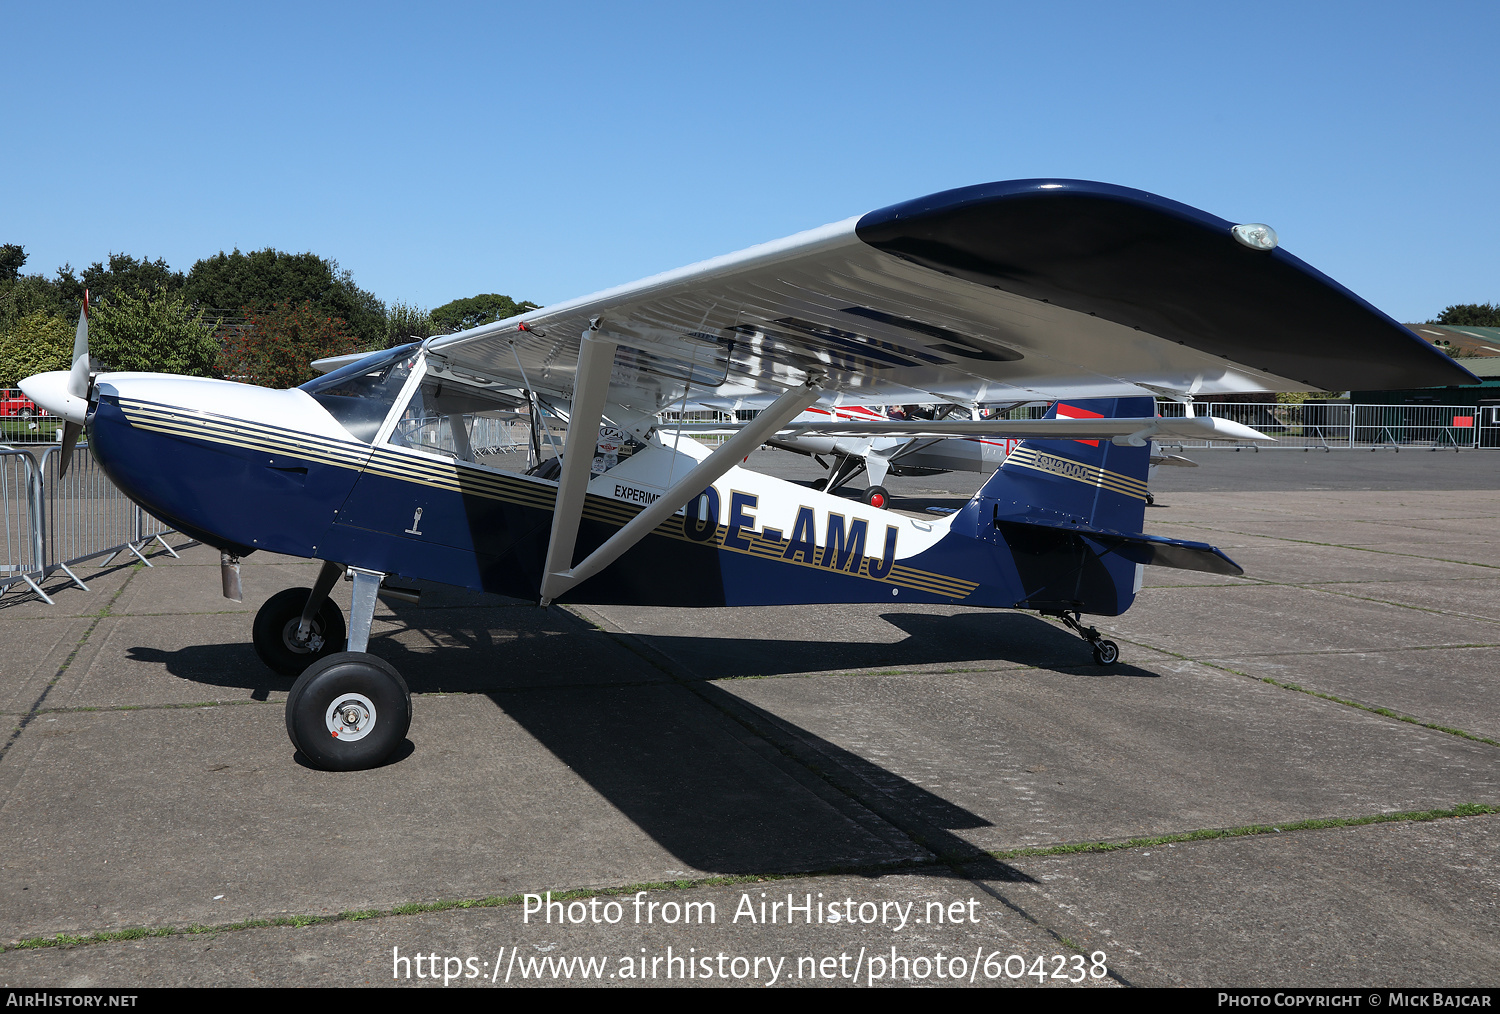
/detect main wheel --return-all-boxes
[863,484,890,509]
[286,652,411,771]
[253,587,347,675]
[1092,639,1120,665]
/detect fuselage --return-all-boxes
[84,367,1143,615]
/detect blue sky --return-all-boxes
[4,1,1496,322]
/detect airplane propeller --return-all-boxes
[56,291,94,476]
[18,292,95,477]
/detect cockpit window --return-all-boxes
[299,343,419,442]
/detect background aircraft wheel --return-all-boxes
[253,587,347,676]
[1093,639,1120,665]
[286,652,410,771]
[863,484,890,509]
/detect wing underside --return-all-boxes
[422,179,1474,416]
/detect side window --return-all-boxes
[388,376,530,471]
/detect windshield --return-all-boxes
[299,343,419,442]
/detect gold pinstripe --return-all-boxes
[1001,447,1150,502]
[118,398,978,599]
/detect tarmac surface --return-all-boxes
[1,448,1497,988]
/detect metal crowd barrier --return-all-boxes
[468,415,528,455]
[0,443,185,605]
[1154,402,1486,450]
[0,449,48,602]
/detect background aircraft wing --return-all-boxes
[424,179,1475,415]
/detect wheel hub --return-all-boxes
[325,693,377,741]
[282,617,324,654]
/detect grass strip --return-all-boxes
[1121,643,1500,749]
[1248,675,1500,746]
[1,869,887,952]
[8,804,1496,953]
[985,803,1498,861]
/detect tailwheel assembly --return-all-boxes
[1046,610,1121,666]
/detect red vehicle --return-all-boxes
[0,388,46,418]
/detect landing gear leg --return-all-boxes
[343,566,384,654]
[1045,610,1120,666]
[252,559,348,676]
[822,452,867,494]
[295,559,345,643]
[286,566,411,771]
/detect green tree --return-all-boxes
[50,253,185,308]
[1431,303,1500,326]
[185,249,385,346]
[429,293,538,333]
[217,301,360,388]
[0,311,73,387]
[385,300,434,343]
[0,274,67,335]
[0,244,26,282]
[88,288,220,376]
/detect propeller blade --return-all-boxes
[66,290,91,402]
[57,420,83,477]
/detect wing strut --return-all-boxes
[539,324,620,605]
[539,358,823,604]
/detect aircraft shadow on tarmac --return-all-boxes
[121,607,1152,876]
[475,676,1029,877]
[613,610,1161,680]
[126,608,1156,696]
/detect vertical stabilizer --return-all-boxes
[976,396,1153,533]
[971,397,1156,615]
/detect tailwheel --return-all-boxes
[286,652,411,771]
[253,587,346,675]
[1046,610,1122,666]
[863,484,890,509]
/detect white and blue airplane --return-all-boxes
[20,179,1474,772]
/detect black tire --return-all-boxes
[252,587,346,676]
[286,652,411,771]
[863,484,891,509]
[1093,639,1120,666]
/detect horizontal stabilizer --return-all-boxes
[995,518,1243,576]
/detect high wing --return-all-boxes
[421,178,1475,415]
